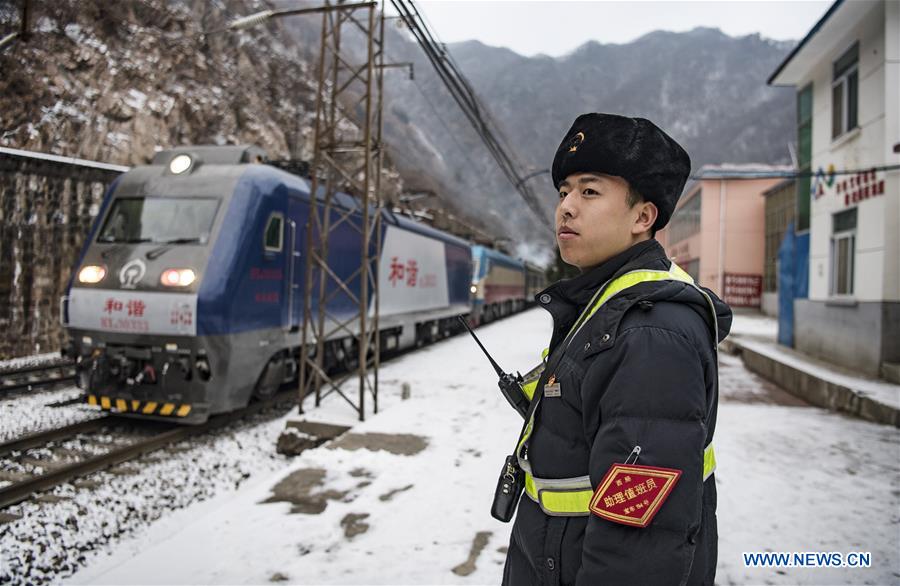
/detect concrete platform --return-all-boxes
[724,336,900,428]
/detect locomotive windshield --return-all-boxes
[97,197,219,244]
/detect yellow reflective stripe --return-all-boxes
[539,489,594,515]
[115,398,127,412]
[524,443,716,515]
[589,264,694,322]
[176,404,192,417]
[87,395,97,406]
[541,347,549,361]
[669,262,693,281]
[100,396,111,410]
[519,362,545,402]
[524,471,593,515]
[160,403,176,416]
[521,379,538,401]
[131,400,140,411]
[703,443,716,481]
[525,472,538,499]
[142,401,158,414]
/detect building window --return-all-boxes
[831,42,858,140]
[796,83,812,232]
[830,208,856,296]
[264,213,283,252]
[668,192,702,244]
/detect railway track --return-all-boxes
[0,360,77,394]
[0,388,299,510]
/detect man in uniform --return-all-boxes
[500,113,732,585]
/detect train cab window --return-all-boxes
[97,197,218,244]
[264,213,284,252]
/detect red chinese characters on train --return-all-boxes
[170,305,193,326]
[388,257,437,288]
[254,292,279,303]
[249,267,283,280]
[101,297,150,331]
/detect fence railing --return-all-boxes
[0,147,128,360]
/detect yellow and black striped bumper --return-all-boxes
[87,394,193,418]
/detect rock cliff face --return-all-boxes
[1,1,317,163]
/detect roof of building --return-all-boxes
[694,163,795,178]
[767,0,877,86]
[681,164,796,198]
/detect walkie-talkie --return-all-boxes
[457,315,529,418]
[458,315,528,522]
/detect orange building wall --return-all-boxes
[658,177,782,303]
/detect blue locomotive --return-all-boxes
[62,146,543,424]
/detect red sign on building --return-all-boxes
[724,273,762,308]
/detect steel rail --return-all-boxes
[0,363,77,394]
[0,417,111,458]
[0,389,297,510]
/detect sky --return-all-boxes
[400,0,833,57]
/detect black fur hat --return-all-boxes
[551,113,691,231]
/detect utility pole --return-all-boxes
[298,0,384,421]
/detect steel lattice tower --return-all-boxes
[298,1,385,421]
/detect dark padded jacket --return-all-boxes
[502,239,732,586]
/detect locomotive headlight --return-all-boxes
[78,265,107,284]
[161,268,196,287]
[470,285,477,294]
[169,154,193,174]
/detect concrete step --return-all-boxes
[728,336,900,428]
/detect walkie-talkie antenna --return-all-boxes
[458,315,505,377]
[457,315,529,418]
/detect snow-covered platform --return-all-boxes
[59,307,899,585]
[728,312,900,427]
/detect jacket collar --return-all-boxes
[546,239,668,307]
[537,239,671,348]
[538,238,669,310]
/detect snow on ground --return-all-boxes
[0,385,100,443]
[66,310,541,586]
[0,404,298,585]
[6,307,898,585]
[729,310,777,341]
[716,403,900,585]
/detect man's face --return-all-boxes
[556,172,650,271]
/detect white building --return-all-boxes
[768,0,899,380]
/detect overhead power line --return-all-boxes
[518,163,900,185]
[388,0,551,230]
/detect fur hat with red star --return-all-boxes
[551,113,691,231]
